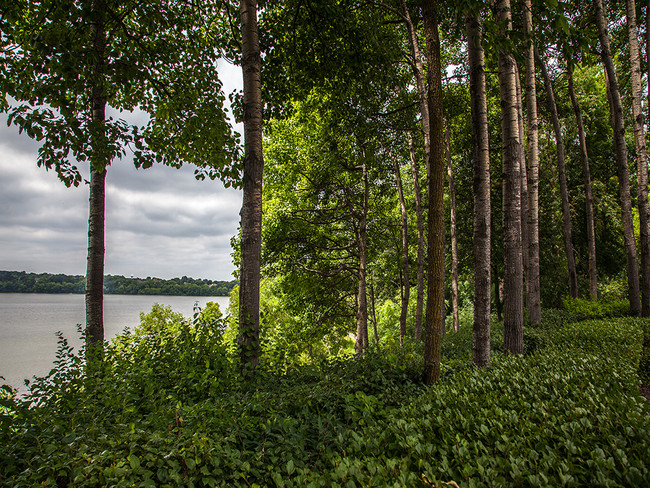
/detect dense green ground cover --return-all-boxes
[1,304,649,487]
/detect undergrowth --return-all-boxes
[1,305,649,487]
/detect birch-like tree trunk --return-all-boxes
[494,0,524,355]
[355,159,370,353]
[445,121,460,332]
[595,0,641,316]
[523,0,541,324]
[515,65,529,293]
[626,0,650,316]
[400,0,431,180]
[567,62,598,300]
[392,151,410,341]
[537,50,579,299]
[422,0,446,383]
[238,0,264,373]
[86,0,107,356]
[408,134,426,340]
[465,10,491,367]
[400,0,428,339]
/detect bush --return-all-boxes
[1,309,649,487]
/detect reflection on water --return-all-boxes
[0,293,230,392]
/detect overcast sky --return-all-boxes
[0,61,243,282]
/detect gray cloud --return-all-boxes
[0,123,241,281]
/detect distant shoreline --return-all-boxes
[0,270,237,297]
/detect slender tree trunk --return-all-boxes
[537,50,579,299]
[422,0,445,384]
[567,62,598,300]
[355,160,370,353]
[238,0,264,373]
[401,0,431,180]
[595,0,641,316]
[403,138,425,341]
[445,121,460,332]
[493,262,503,322]
[370,280,379,345]
[515,65,530,298]
[392,151,410,342]
[523,0,541,324]
[626,0,650,317]
[494,0,524,355]
[408,134,426,340]
[86,0,107,357]
[465,10,491,367]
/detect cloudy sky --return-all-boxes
[0,62,243,282]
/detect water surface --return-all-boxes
[0,293,230,392]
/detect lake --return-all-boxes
[0,293,230,393]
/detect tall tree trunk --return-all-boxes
[493,262,503,322]
[567,61,598,300]
[86,0,107,358]
[392,151,410,342]
[421,0,445,384]
[408,134,426,340]
[370,280,379,345]
[494,0,524,355]
[445,121,460,332]
[537,50,579,299]
[401,0,431,180]
[465,10,491,367]
[515,65,530,297]
[522,0,541,324]
[238,0,264,374]
[626,0,650,316]
[355,160,370,354]
[595,0,641,316]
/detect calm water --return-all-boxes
[0,293,230,392]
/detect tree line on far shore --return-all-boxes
[0,271,236,297]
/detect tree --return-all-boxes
[537,51,579,300]
[238,0,264,374]
[594,0,641,316]
[1,0,238,356]
[494,0,524,355]
[422,0,446,384]
[567,59,598,300]
[522,0,541,324]
[465,6,491,367]
[625,0,650,317]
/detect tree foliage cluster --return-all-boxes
[0,270,236,296]
[1,304,648,486]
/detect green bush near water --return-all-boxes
[1,308,649,487]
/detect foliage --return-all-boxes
[0,270,236,296]
[562,296,631,321]
[2,305,648,487]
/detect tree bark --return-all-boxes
[522,0,541,324]
[392,151,410,342]
[238,0,264,374]
[626,0,650,317]
[494,0,524,355]
[445,121,460,332]
[537,50,579,300]
[86,0,107,358]
[355,160,370,353]
[401,0,431,180]
[421,0,445,384]
[465,10,491,367]
[515,65,530,298]
[567,61,598,300]
[594,0,641,316]
[408,133,426,340]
